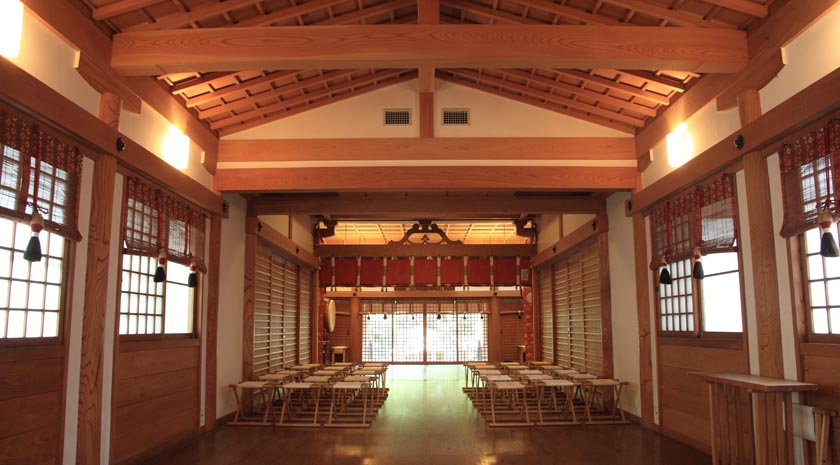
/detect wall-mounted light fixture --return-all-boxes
[666,123,693,168]
[0,1,24,59]
[162,124,189,170]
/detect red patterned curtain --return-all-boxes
[439,257,464,286]
[493,257,518,286]
[386,257,411,286]
[649,174,739,268]
[122,177,207,271]
[359,257,384,286]
[0,111,83,240]
[332,257,357,287]
[467,257,491,286]
[779,119,840,237]
[413,257,437,287]
[696,173,738,254]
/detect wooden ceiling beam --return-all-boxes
[633,0,838,161]
[187,70,300,111]
[124,0,264,31]
[613,70,686,92]
[215,165,638,192]
[317,243,537,257]
[447,69,646,127]
[315,0,417,25]
[601,0,734,28]
[553,69,671,106]
[441,0,544,24]
[250,194,602,216]
[216,72,417,136]
[218,137,636,162]
[92,0,164,21]
[500,68,657,117]
[702,0,768,17]
[170,72,239,96]
[233,0,350,27]
[111,25,748,75]
[512,0,623,25]
[205,69,368,123]
[437,73,636,134]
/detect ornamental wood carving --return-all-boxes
[388,220,463,246]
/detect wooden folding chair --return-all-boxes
[276,382,323,427]
[229,381,276,426]
[582,378,629,424]
[326,381,371,428]
[534,379,579,425]
[487,381,531,427]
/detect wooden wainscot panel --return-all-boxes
[112,345,200,464]
[0,356,62,401]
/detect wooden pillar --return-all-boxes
[77,155,117,465]
[488,296,500,363]
[418,0,437,138]
[739,89,784,378]
[633,214,656,429]
[242,226,257,381]
[349,297,362,363]
[76,93,120,465]
[598,232,614,379]
[204,216,221,430]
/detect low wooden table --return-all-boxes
[691,372,817,465]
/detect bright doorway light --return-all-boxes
[163,125,190,170]
[0,0,24,59]
[666,123,693,168]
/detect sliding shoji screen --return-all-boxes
[549,240,604,375]
[281,259,298,367]
[539,268,554,362]
[299,269,312,364]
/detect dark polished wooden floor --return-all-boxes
[144,365,710,465]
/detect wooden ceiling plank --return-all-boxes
[419,0,440,24]
[448,69,647,126]
[441,0,544,24]
[436,73,636,134]
[512,0,623,25]
[170,72,239,95]
[614,70,686,92]
[124,0,264,31]
[501,68,658,117]
[92,0,164,20]
[250,194,603,215]
[233,0,349,27]
[554,69,670,106]
[218,137,637,162]
[199,69,357,119]
[111,25,748,75]
[215,71,417,134]
[215,165,638,192]
[701,0,768,17]
[601,0,734,28]
[185,70,299,108]
[314,0,417,25]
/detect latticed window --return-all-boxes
[649,173,743,337]
[0,111,83,342]
[119,177,206,336]
[779,119,840,340]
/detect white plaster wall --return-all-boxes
[291,215,313,253]
[225,82,420,139]
[217,194,247,418]
[536,214,561,253]
[606,192,641,417]
[119,103,212,188]
[259,215,290,236]
[643,101,740,187]
[435,81,630,138]
[760,5,840,113]
[9,8,100,116]
[224,79,632,140]
[562,213,596,237]
[61,157,93,465]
